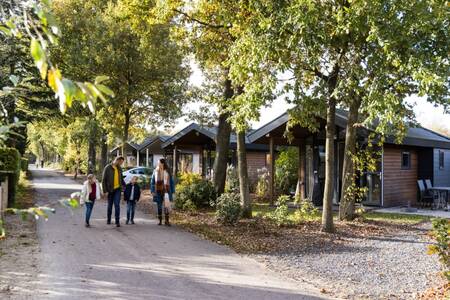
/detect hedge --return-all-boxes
[21,158,29,172]
[0,147,21,207]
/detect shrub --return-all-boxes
[0,147,21,207]
[225,164,239,193]
[294,196,319,222]
[275,147,299,195]
[20,158,28,172]
[175,173,216,210]
[265,195,293,227]
[215,192,241,225]
[428,218,450,281]
[255,167,270,200]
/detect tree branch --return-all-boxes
[173,9,231,30]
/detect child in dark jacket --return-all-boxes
[124,176,141,224]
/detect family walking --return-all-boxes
[80,156,174,227]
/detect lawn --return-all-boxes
[251,202,431,225]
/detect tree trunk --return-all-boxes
[237,129,251,218]
[74,147,80,180]
[322,97,336,233]
[339,99,361,221]
[99,133,108,179]
[122,108,131,167]
[213,76,233,196]
[88,139,96,175]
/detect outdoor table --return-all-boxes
[428,187,450,210]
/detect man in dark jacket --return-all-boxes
[102,156,125,227]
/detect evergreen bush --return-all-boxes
[0,147,21,207]
[175,173,216,210]
[215,192,241,225]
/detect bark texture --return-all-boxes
[322,97,336,232]
[213,76,233,196]
[237,130,251,218]
[339,99,361,221]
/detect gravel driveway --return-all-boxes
[5,168,329,300]
[252,224,441,299]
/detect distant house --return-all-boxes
[248,109,450,207]
[109,136,169,168]
[138,136,170,168]
[110,142,140,167]
[160,123,270,184]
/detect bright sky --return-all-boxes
[169,62,450,134]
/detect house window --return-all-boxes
[401,151,411,169]
[439,150,445,169]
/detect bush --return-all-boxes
[215,192,241,225]
[294,196,319,222]
[225,164,239,193]
[175,173,216,210]
[255,167,270,200]
[428,218,450,281]
[0,147,21,207]
[21,158,28,172]
[275,147,299,195]
[265,195,293,227]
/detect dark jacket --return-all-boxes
[101,163,125,193]
[124,183,141,202]
[150,171,175,203]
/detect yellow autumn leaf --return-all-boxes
[47,68,62,91]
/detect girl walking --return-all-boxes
[150,158,175,226]
[81,174,102,227]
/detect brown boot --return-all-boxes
[158,215,162,225]
[165,214,171,226]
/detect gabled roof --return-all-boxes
[160,123,265,150]
[248,108,450,149]
[110,141,140,153]
[161,123,217,148]
[389,127,450,149]
[139,135,170,151]
[247,109,348,144]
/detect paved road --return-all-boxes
[31,168,328,300]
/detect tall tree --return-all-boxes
[227,0,449,231]
[154,0,242,195]
[52,0,190,165]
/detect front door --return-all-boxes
[362,172,382,206]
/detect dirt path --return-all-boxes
[14,168,329,300]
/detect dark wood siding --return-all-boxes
[247,151,267,187]
[383,146,418,207]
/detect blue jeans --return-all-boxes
[107,188,121,224]
[155,192,170,216]
[126,201,136,222]
[85,201,94,224]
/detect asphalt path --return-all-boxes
[31,168,329,300]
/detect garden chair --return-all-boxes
[425,179,433,190]
[417,180,433,208]
[425,179,443,209]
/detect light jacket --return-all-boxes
[80,180,102,205]
[101,163,125,193]
[150,169,175,202]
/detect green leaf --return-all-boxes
[0,25,11,36]
[61,78,77,107]
[30,38,44,63]
[96,84,115,97]
[94,75,110,84]
[30,39,48,79]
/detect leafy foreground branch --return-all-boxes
[0,196,79,239]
